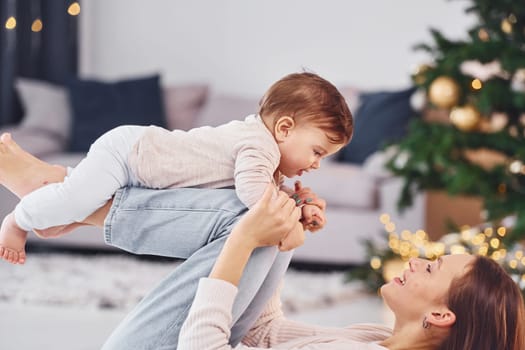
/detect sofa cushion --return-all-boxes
[67,75,165,152]
[194,92,259,127]
[284,160,379,210]
[15,78,71,144]
[337,87,417,164]
[163,84,209,131]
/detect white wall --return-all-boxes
[80,0,475,97]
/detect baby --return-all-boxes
[0,72,353,264]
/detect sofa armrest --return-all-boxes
[0,125,66,157]
[283,159,381,210]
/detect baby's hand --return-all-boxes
[301,204,326,232]
[290,181,326,211]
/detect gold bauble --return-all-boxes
[501,18,513,34]
[449,105,481,131]
[490,112,509,132]
[413,64,432,85]
[428,76,461,108]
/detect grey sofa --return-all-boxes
[0,78,424,265]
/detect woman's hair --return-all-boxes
[438,255,525,350]
[258,72,353,145]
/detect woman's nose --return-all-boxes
[311,160,320,169]
[409,258,419,272]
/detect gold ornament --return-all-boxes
[511,69,525,92]
[478,113,508,133]
[413,64,432,85]
[450,105,481,131]
[501,18,513,34]
[463,148,508,171]
[428,76,460,109]
[490,112,509,132]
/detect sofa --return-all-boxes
[0,76,425,265]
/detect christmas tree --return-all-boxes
[387,0,525,244]
[347,0,525,296]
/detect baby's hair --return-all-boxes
[258,72,353,145]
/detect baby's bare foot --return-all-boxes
[0,133,67,198]
[0,212,27,264]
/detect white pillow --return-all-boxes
[15,78,71,142]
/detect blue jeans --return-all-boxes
[101,187,293,350]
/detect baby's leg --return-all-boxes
[0,127,142,264]
[0,133,67,198]
[0,212,27,264]
[0,133,69,264]
[0,133,94,238]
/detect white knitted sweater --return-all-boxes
[128,115,281,208]
[179,278,392,350]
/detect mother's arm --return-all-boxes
[178,185,301,350]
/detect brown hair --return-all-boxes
[258,72,353,144]
[437,256,525,350]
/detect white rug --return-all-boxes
[0,253,366,313]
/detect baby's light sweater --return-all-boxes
[178,278,392,350]
[128,115,281,208]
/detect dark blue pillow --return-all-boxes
[67,75,165,152]
[337,87,417,164]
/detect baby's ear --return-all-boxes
[274,116,295,141]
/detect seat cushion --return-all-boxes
[163,84,209,131]
[67,74,165,152]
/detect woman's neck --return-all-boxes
[380,323,437,350]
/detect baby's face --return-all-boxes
[277,125,343,178]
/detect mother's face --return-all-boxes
[380,254,474,323]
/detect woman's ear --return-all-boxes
[274,116,295,142]
[426,309,456,329]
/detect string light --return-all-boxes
[370,257,381,270]
[471,79,482,90]
[509,160,523,174]
[490,238,500,249]
[67,2,81,16]
[385,222,396,233]
[501,18,513,34]
[478,28,489,41]
[5,16,16,30]
[31,19,43,32]
[379,213,390,224]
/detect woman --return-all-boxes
[178,184,525,350]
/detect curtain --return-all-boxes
[0,0,78,126]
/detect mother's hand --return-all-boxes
[231,184,301,250]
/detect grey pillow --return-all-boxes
[194,92,259,128]
[15,78,71,143]
[163,84,209,131]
